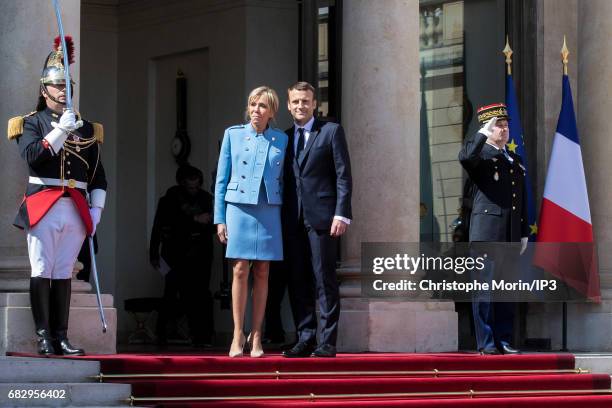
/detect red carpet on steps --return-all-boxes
[71,352,577,374]
[123,374,610,398]
[161,396,612,408]
[9,352,612,407]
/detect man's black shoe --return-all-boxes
[282,342,315,358]
[54,339,85,356]
[311,344,336,358]
[500,343,520,355]
[479,347,500,355]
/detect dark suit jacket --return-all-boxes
[282,119,352,232]
[458,132,528,242]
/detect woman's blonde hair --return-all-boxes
[245,86,279,122]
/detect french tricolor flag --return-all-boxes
[535,75,600,301]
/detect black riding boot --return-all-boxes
[50,279,85,356]
[30,278,55,355]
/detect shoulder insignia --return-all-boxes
[92,122,104,144]
[7,117,23,140]
[7,111,36,140]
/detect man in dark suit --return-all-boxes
[281,82,352,358]
[458,103,528,355]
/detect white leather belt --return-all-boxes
[29,176,87,190]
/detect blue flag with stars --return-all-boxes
[506,74,538,240]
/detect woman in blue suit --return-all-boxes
[214,86,288,357]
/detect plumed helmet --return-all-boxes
[40,36,75,85]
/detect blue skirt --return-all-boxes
[225,199,283,261]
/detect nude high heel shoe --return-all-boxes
[229,332,246,357]
[249,332,264,358]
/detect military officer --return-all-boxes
[458,103,528,355]
[7,36,107,356]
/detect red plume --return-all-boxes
[53,35,75,65]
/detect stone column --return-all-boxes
[0,2,70,262]
[578,0,612,300]
[572,0,612,350]
[0,1,116,354]
[528,0,612,351]
[525,0,578,350]
[0,0,82,286]
[337,0,456,352]
[534,0,578,196]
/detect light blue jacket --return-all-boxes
[214,123,288,224]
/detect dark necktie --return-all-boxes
[296,128,305,157]
[502,149,513,163]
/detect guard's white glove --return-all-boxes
[478,116,497,138]
[58,109,78,132]
[45,110,81,153]
[89,207,102,236]
[520,236,528,255]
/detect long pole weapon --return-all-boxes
[87,229,108,333]
[52,0,73,109]
[52,0,107,332]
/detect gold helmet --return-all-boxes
[41,36,75,86]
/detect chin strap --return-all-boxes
[40,84,65,106]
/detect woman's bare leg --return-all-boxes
[250,260,269,356]
[229,259,249,356]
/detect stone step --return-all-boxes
[0,357,100,383]
[0,294,117,355]
[576,353,612,377]
[0,383,131,407]
[0,270,31,279]
[0,256,31,270]
[0,279,93,293]
[0,293,112,308]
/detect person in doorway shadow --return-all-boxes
[150,164,215,347]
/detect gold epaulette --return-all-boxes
[92,122,104,144]
[7,111,35,141]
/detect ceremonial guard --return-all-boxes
[7,36,107,356]
[458,103,528,355]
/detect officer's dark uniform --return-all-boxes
[13,108,106,231]
[8,109,106,356]
[458,104,528,354]
[459,132,528,243]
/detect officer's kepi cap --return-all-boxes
[477,103,509,125]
